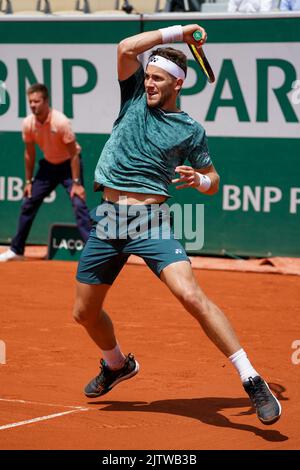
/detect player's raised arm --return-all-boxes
[117,24,207,81]
[118,31,161,81]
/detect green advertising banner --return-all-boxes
[47,223,84,261]
[0,14,299,257]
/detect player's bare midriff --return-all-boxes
[103,187,167,205]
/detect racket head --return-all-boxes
[188,44,215,84]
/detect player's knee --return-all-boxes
[178,288,196,307]
[73,303,89,325]
[180,289,209,316]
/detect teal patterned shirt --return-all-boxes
[94,66,212,197]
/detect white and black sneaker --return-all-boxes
[84,353,139,398]
[243,376,281,425]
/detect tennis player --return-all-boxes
[74,24,281,425]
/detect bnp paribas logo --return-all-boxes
[0,340,6,365]
[0,81,7,106]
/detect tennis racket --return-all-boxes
[188,31,215,84]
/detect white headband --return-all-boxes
[147,55,186,81]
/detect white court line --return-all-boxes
[0,397,85,410]
[0,398,90,431]
[0,408,89,431]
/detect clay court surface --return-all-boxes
[0,260,299,450]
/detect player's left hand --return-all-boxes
[172,165,200,190]
[70,183,86,200]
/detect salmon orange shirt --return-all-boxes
[22,109,79,164]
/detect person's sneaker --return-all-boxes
[84,353,139,398]
[243,376,281,425]
[0,249,23,263]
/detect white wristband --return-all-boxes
[159,25,183,44]
[195,173,211,193]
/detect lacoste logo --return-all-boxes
[52,238,84,251]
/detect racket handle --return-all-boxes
[193,30,203,42]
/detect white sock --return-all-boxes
[102,344,126,370]
[229,348,259,383]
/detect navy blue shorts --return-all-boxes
[76,200,190,285]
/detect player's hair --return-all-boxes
[149,47,187,77]
[27,83,49,100]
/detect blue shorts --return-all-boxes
[76,200,190,285]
